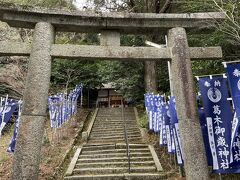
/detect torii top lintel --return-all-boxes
[0,6,225,34]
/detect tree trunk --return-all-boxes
[144,60,157,92]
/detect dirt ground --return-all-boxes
[0,109,89,180]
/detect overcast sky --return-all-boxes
[73,0,124,11]
[73,0,92,9]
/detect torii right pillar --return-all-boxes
[168,27,209,180]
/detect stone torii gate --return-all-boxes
[0,6,225,180]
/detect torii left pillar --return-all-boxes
[12,22,54,180]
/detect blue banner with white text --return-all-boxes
[198,76,232,173]
[225,63,240,172]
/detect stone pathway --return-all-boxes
[65,107,165,180]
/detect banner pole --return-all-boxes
[179,166,184,177]
[218,173,222,180]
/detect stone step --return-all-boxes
[97,110,134,113]
[90,131,141,138]
[92,126,139,131]
[90,132,141,137]
[77,156,153,163]
[93,123,137,126]
[87,138,142,144]
[94,121,137,124]
[91,130,140,134]
[72,167,156,175]
[90,133,140,137]
[93,123,137,127]
[96,114,135,116]
[64,173,167,180]
[91,126,139,130]
[96,116,136,119]
[65,173,165,180]
[98,109,133,111]
[91,129,139,133]
[95,119,136,121]
[89,135,142,141]
[98,107,133,109]
[90,131,141,136]
[96,117,136,120]
[89,135,140,140]
[92,126,138,129]
[81,148,150,155]
[88,138,141,143]
[90,129,140,133]
[93,124,137,127]
[98,107,133,110]
[75,161,155,168]
[94,122,137,125]
[79,152,151,159]
[82,144,116,151]
[97,111,134,114]
[98,110,133,113]
[93,122,137,125]
[97,113,135,116]
[85,143,146,147]
[90,134,141,139]
[82,144,147,151]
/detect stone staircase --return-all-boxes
[65,107,165,180]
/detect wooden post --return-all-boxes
[12,22,55,180]
[167,27,209,180]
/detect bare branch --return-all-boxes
[212,0,240,45]
[159,0,172,13]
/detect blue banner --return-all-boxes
[48,84,82,128]
[153,95,162,133]
[164,104,174,153]
[225,63,240,173]
[7,100,22,153]
[169,96,183,165]
[144,93,154,130]
[0,98,17,135]
[198,107,213,166]
[198,76,232,173]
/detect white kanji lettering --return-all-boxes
[233,137,240,149]
[204,81,211,87]
[214,116,223,126]
[213,105,221,115]
[217,136,228,147]
[234,150,240,161]
[215,126,225,136]
[218,147,229,159]
[214,80,221,87]
[233,69,240,77]
[220,159,229,169]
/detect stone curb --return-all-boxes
[82,108,99,142]
[65,147,82,176]
[148,145,163,172]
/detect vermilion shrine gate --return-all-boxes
[0,6,225,180]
